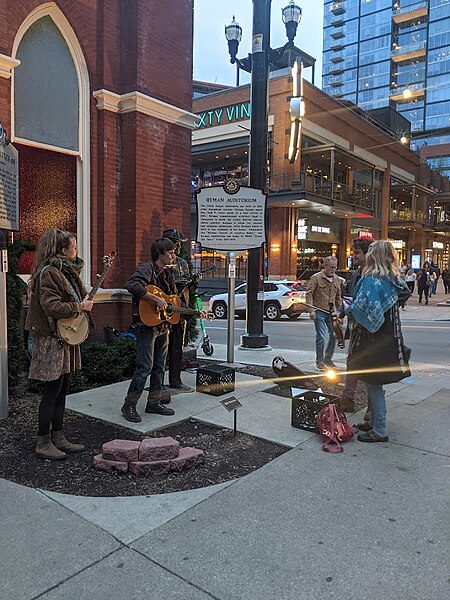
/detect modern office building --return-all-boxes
[322,0,450,179]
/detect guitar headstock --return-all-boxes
[102,251,116,268]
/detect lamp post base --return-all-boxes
[240,333,270,349]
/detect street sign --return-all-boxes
[0,136,19,231]
[1,248,7,272]
[220,396,243,412]
[196,182,267,251]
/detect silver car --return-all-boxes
[208,280,307,321]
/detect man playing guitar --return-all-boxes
[121,238,178,423]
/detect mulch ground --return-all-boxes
[0,361,367,497]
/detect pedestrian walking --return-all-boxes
[442,267,449,294]
[430,263,440,295]
[348,241,411,443]
[417,269,430,304]
[405,267,416,296]
[306,256,342,371]
[26,229,93,460]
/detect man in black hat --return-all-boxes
[162,229,195,393]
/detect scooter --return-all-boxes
[194,291,214,356]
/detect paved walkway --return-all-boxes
[2,303,450,599]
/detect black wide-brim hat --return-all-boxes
[163,228,187,242]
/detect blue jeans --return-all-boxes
[314,311,335,364]
[125,325,169,405]
[366,382,387,438]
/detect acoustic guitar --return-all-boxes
[56,252,116,346]
[139,284,214,327]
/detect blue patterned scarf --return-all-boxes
[350,275,404,333]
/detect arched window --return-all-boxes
[14,16,79,151]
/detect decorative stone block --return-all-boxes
[93,454,128,473]
[102,439,140,462]
[129,460,171,477]
[170,447,204,472]
[139,437,180,461]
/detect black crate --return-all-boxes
[196,365,235,396]
[291,390,337,432]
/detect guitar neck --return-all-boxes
[169,305,198,316]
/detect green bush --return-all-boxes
[6,238,35,388]
[69,338,137,392]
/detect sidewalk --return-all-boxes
[2,341,450,598]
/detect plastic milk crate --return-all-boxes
[196,364,235,396]
[291,389,337,433]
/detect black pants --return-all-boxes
[418,286,429,304]
[444,279,449,294]
[167,320,186,387]
[406,281,415,295]
[38,373,71,436]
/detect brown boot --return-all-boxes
[52,430,85,453]
[339,396,355,412]
[36,434,67,460]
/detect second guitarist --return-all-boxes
[121,238,178,423]
[163,228,195,393]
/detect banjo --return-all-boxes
[56,252,116,346]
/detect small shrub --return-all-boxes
[70,339,137,392]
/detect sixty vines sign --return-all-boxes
[194,102,251,129]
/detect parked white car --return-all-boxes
[208,281,308,321]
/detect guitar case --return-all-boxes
[272,356,318,390]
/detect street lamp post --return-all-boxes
[225,1,302,349]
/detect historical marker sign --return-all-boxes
[0,140,19,231]
[196,183,267,251]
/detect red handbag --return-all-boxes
[317,403,354,453]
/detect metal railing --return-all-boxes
[389,208,433,225]
[393,1,428,17]
[391,40,427,57]
[269,172,375,210]
[389,82,425,97]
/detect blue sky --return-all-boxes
[193,1,324,86]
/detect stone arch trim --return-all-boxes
[11,2,91,282]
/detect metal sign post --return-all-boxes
[0,122,19,419]
[220,395,243,436]
[0,229,8,418]
[227,252,236,364]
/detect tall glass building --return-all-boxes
[322,0,450,178]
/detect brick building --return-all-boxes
[192,69,450,279]
[0,0,195,336]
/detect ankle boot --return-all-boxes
[121,402,142,423]
[52,430,85,453]
[36,435,67,460]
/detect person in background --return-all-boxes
[162,228,195,393]
[399,261,408,280]
[26,229,93,460]
[430,263,440,295]
[417,268,430,305]
[306,256,342,371]
[339,237,372,414]
[348,241,411,443]
[405,267,416,296]
[121,238,177,423]
[442,267,449,294]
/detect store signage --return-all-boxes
[433,241,444,249]
[311,225,330,234]
[194,102,251,129]
[358,230,374,239]
[411,254,421,270]
[297,218,307,239]
[0,135,19,231]
[196,184,267,251]
[388,239,405,249]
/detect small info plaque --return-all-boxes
[220,396,243,412]
[0,141,19,231]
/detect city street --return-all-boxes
[205,307,450,367]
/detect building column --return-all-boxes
[381,165,391,239]
[267,206,297,279]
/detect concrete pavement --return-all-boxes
[2,306,450,600]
